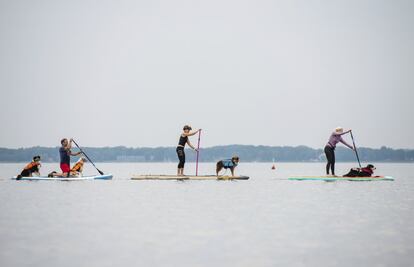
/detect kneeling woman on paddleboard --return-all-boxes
[325,127,355,176]
[177,125,201,176]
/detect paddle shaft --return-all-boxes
[72,139,104,175]
[196,130,202,176]
[350,131,362,168]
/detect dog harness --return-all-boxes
[222,159,238,169]
[24,161,40,170]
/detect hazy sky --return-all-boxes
[1,0,413,149]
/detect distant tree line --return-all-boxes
[0,145,413,163]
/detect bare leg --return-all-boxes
[178,168,184,176]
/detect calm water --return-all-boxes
[0,162,413,267]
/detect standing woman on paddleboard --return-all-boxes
[325,127,355,176]
[177,125,201,176]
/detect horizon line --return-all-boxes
[0,144,413,150]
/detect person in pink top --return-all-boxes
[324,127,355,176]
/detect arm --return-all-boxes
[186,140,196,150]
[184,129,201,137]
[339,129,352,136]
[68,139,73,150]
[65,146,82,157]
[70,151,82,156]
[63,139,74,154]
[339,137,354,150]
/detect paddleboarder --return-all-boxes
[177,125,201,176]
[325,127,355,176]
[49,138,82,177]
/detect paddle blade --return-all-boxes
[98,169,104,175]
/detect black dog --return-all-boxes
[344,164,376,177]
[17,156,41,179]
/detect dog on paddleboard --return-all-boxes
[216,156,240,176]
[343,164,376,177]
[16,156,41,179]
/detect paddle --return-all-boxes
[72,139,104,175]
[350,130,362,168]
[195,130,202,176]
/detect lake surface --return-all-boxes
[0,162,413,267]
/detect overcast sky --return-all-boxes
[0,0,413,149]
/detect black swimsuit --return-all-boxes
[178,135,188,147]
[177,135,188,168]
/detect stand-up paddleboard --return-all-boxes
[288,176,394,181]
[131,175,249,180]
[12,174,113,181]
